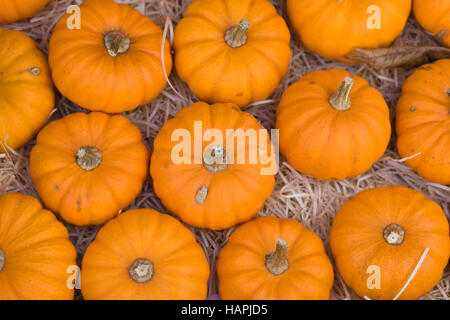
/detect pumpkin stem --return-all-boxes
[104,31,131,57]
[0,248,5,272]
[383,223,405,245]
[196,185,209,204]
[265,238,289,275]
[76,146,102,171]
[203,145,228,173]
[329,76,354,111]
[224,19,250,48]
[128,258,154,284]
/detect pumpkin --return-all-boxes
[0,192,77,300]
[286,0,412,62]
[48,0,172,113]
[0,28,54,152]
[396,59,450,185]
[0,0,51,24]
[173,0,291,108]
[150,102,276,230]
[29,112,149,226]
[330,186,450,300]
[216,216,334,300]
[276,69,391,181]
[413,0,450,47]
[81,208,210,300]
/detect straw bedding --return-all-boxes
[1,0,449,300]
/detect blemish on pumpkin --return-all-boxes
[419,66,432,71]
[54,184,60,191]
[236,92,243,97]
[28,67,41,75]
[0,248,5,272]
[410,106,416,112]
[76,197,82,212]
[231,105,240,112]
[196,185,208,204]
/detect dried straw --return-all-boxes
[1,0,449,300]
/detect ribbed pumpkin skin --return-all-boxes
[49,0,172,113]
[0,28,54,152]
[330,186,450,300]
[396,59,450,185]
[29,112,149,226]
[276,69,391,181]
[150,102,276,230]
[413,0,450,47]
[0,0,50,24]
[287,0,411,62]
[81,209,210,300]
[0,193,77,300]
[217,216,334,300]
[174,0,291,107]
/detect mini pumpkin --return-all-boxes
[276,69,391,181]
[0,193,77,300]
[29,112,149,226]
[81,208,210,300]
[48,0,172,113]
[330,186,450,300]
[0,0,51,24]
[413,0,450,47]
[216,216,334,300]
[174,0,291,107]
[287,0,411,62]
[0,28,54,152]
[396,59,450,185]
[150,102,276,230]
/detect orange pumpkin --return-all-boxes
[81,208,210,300]
[48,0,172,113]
[396,59,450,185]
[287,0,412,62]
[29,112,149,226]
[0,28,54,152]
[150,102,276,230]
[216,216,334,300]
[413,0,450,47]
[0,193,77,300]
[330,186,450,300]
[174,0,291,107]
[276,69,391,181]
[0,0,51,24]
